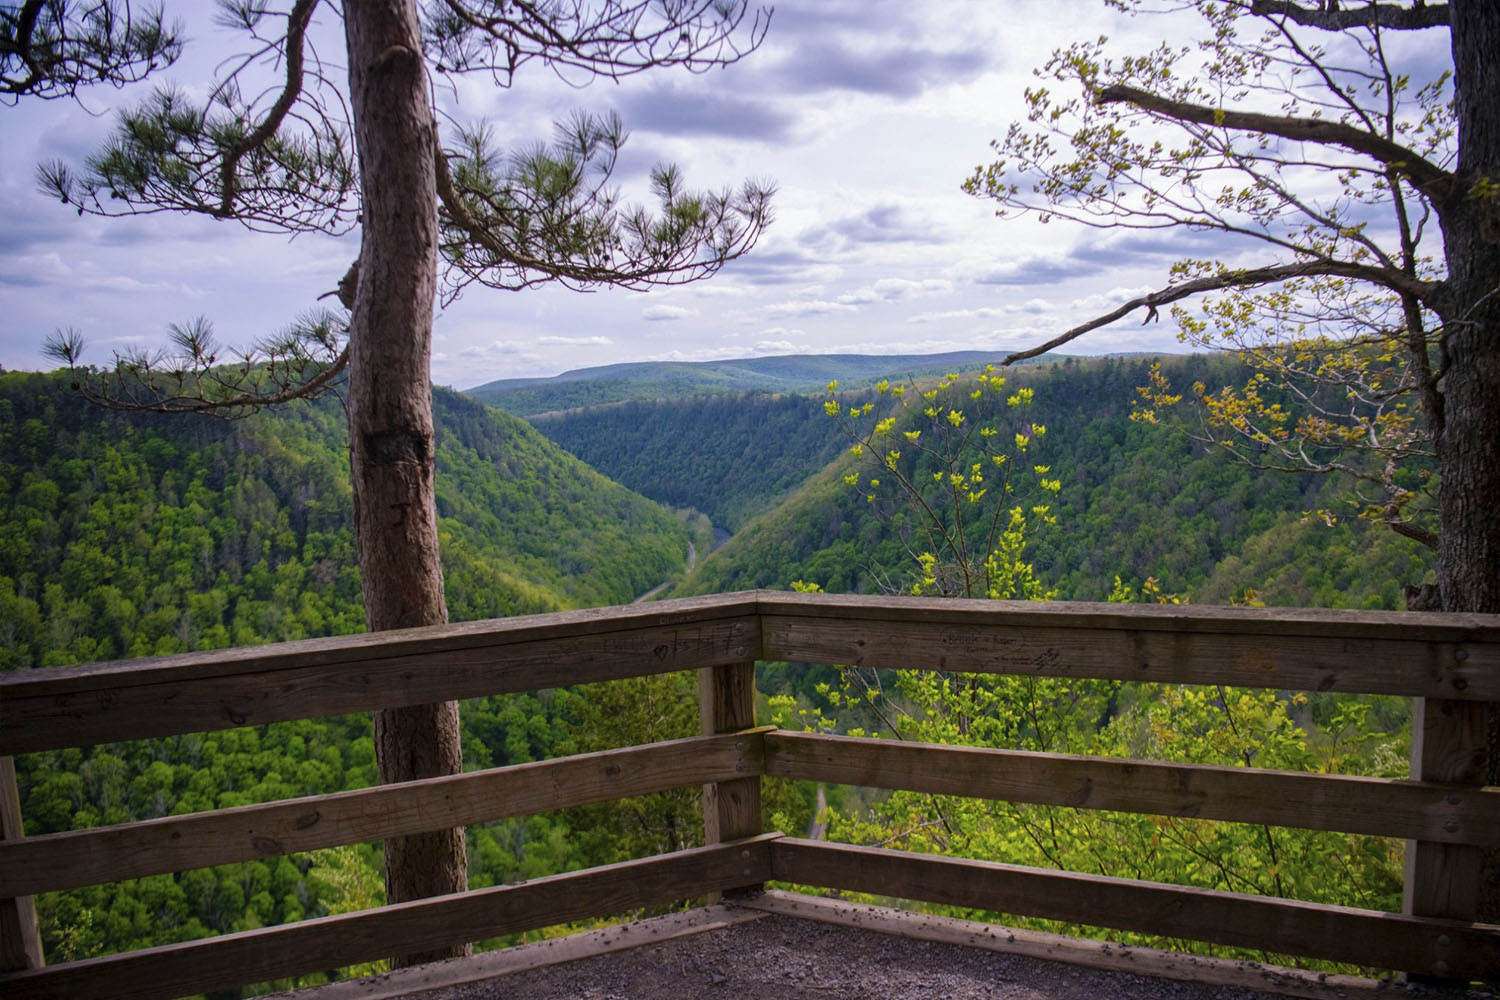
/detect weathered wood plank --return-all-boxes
[2,594,762,695]
[700,664,762,902]
[754,590,1500,642]
[0,613,759,755]
[8,593,1497,755]
[0,734,762,899]
[0,834,781,1000]
[1403,697,1490,968]
[760,610,1500,700]
[739,890,1394,1000]
[699,664,761,846]
[770,838,1500,979]
[763,731,1500,846]
[0,758,42,972]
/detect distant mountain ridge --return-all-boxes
[465,351,1026,416]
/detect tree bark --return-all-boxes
[344,0,469,967]
[1435,0,1500,927]
[1435,0,1500,618]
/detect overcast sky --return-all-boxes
[0,1,1431,390]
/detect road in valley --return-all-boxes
[631,541,696,604]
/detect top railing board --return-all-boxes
[757,592,1500,701]
[3,591,1498,756]
[0,596,760,756]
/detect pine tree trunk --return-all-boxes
[1436,0,1500,926]
[343,0,469,967]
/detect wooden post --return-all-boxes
[1403,697,1488,981]
[699,662,761,899]
[0,757,43,971]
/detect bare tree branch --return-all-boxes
[1002,259,1436,364]
[1097,83,1455,202]
[427,0,770,86]
[1248,0,1450,31]
[1387,511,1440,549]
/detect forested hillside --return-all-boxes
[2,354,1441,984]
[670,355,1434,609]
[0,370,696,980]
[468,350,1012,417]
[0,371,690,669]
[532,392,845,532]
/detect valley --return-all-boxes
[0,350,1435,987]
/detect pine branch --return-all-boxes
[46,314,350,418]
[216,0,320,218]
[75,344,349,416]
[433,127,772,294]
[1097,83,1455,202]
[1,0,183,101]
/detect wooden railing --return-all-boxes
[1,591,1497,998]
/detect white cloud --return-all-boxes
[641,304,693,321]
[82,275,173,293]
[765,299,859,317]
[690,284,752,299]
[644,346,752,363]
[821,337,970,354]
[952,255,1079,287]
[907,306,1005,324]
[461,340,531,358]
[753,339,809,354]
[838,277,953,304]
[1068,286,1154,311]
[537,335,613,345]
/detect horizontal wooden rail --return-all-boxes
[13,726,1494,900]
[0,597,759,755]
[4,593,1498,756]
[756,591,1500,701]
[0,834,780,1000]
[3,592,1499,990]
[763,731,1500,847]
[770,838,1500,980]
[0,733,761,899]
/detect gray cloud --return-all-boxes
[963,227,1254,289]
[615,86,796,141]
[1069,228,1243,267]
[0,192,79,256]
[802,203,949,254]
[760,0,1001,97]
[773,39,992,99]
[724,247,840,285]
[765,299,857,318]
[966,257,1081,286]
[641,304,691,321]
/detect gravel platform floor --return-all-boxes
[271,893,1495,1000]
[404,913,1284,1000]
